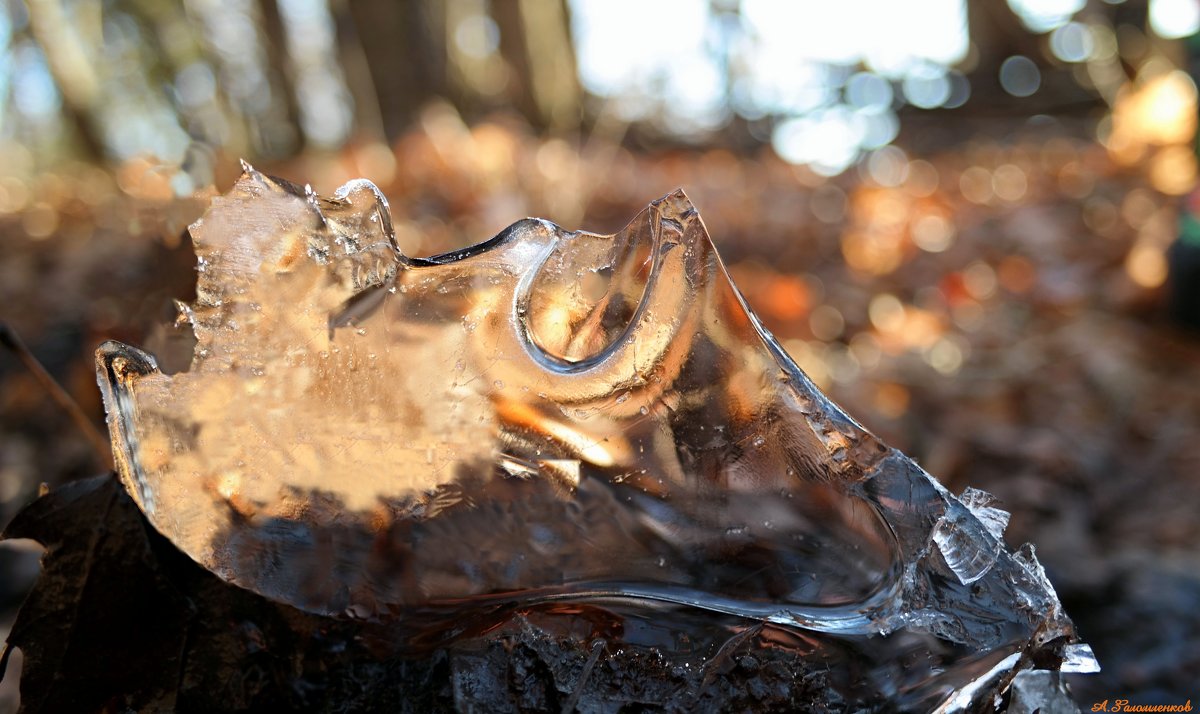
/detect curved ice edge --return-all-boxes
[95,340,160,516]
[932,652,1022,714]
[492,579,898,636]
[235,162,697,271]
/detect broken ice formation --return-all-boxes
[97,168,1095,709]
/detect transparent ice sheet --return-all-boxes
[97,168,1095,709]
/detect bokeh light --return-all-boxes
[1149,0,1200,39]
[1050,22,1095,62]
[999,55,1041,97]
[1007,0,1085,33]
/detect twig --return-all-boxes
[699,622,765,692]
[561,639,605,714]
[0,322,111,469]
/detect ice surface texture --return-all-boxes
[97,168,1094,708]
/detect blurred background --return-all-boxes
[1,0,1199,708]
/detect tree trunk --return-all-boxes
[492,0,580,132]
[342,0,450,141]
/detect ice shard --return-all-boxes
[96,168,1095,709]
